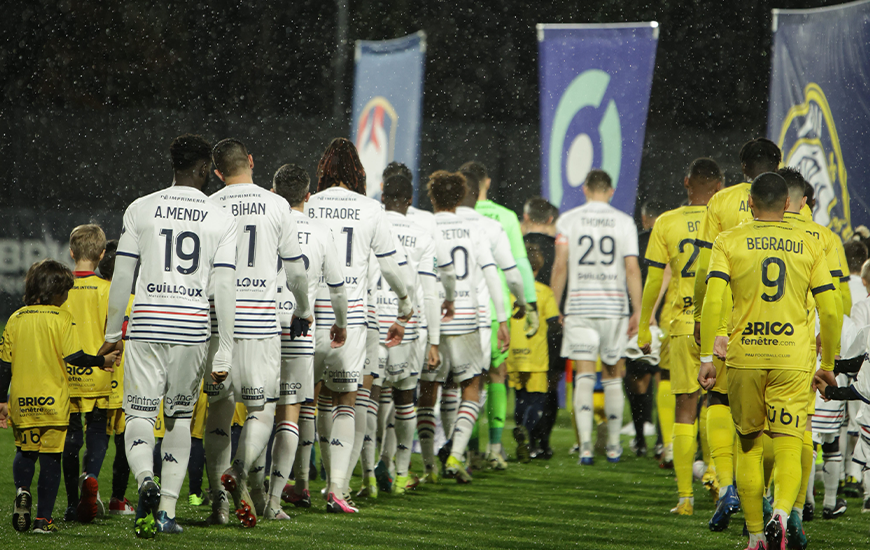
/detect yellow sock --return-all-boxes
[762,432,775,491]
[772,434,804,512]
[657,379,675,447]
[707,404,735,487]
[792,430,813,509]
[699,402,711,466]
[737,435,765,534]
[673,423,697,498]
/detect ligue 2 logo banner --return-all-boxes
[350,32,426,204]
[537,23,659,215]
[768,0,870,240]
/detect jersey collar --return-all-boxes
[73,271,98,278]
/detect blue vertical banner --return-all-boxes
[538,23,658,215]
[768,0,870,240]
[351,32,426,203]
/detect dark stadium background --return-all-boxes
[0,0,835,216]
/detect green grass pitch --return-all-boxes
[0,404,868,548]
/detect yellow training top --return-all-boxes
[61,272,112,398]
[507,281,560,373]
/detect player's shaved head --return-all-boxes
[170,134,212,172]
[687,157,723,187]
[383,161,413,183]
[740,138,782,179]
[427,170,467,212]
[750,172,789,213]
[584,170,612,193]
[272,164,311,207]
[212,138,251,177]
[777,166,808,205]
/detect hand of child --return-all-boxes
[0,402,8,428]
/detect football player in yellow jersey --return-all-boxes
[691,138,782,532]
[0,259,118,534]
[698,173,840,550]
[639,158,723,516]
[60,224,113,523]
[802,183,852,314]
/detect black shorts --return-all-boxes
[625,358,659,377]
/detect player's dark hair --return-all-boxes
[739,138,782,178]
[383,161,413,183]
[382,174,413,201]
[526,242,544,273]
[459,168,481,199]
[24,259,75,306]
[749,172,789,212]
[273,164,311,207]
[845,240,868,274]
[777,166,808,204]
[641,199,667,219]
[459,161,488,183]
[170,134,212,172]
[212,138,250,178]
[687,157,724,185]
[524,197,555,225]
[99,239,119,280]
[803,181,816,210]
[317,138,366,195]
[584,170,612,193]
[427,170,467,211]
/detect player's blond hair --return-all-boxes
[70,224,106,263]
[861,259,870,285]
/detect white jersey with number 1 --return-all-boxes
[555,201,638,318]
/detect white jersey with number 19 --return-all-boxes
[210,183,306,339]
[306,187,397,328]
[555,201,639,318]
[120,185,237,345]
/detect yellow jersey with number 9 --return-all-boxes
[707,220,833,371]
[645,205,706,336]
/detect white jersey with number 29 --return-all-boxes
[120,185,237,345]
[306,186,397,328]
[555,201,639,318]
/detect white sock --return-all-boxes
[158,416,192,517]
[204,399,234,502]
[124,416,156,487]
[822,452,842,509]
[346,387,372,486]
[847,435,861,479]
[248,444,267,498]
[268,421,299,508]
[417,407,437,473]
[602,378,624,448]
[807,447,817,506]
[450,400,481,460]
[381,407,397,465]
[233,402,276,477]
[574,374,595,450]
[377,388,393,447]
[863,468,870,496]
[362,394,379,478]
[440,387,460,438]
[294,405,316,493]
[328,405,355,494]
[394,403,416,476]
[317,395,333,485]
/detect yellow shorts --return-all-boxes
[669,335,700,395]
[515,372,548,394]
[726,368,811,438]
[14,425,67,453]
[659,336,670,371]
[106,408,126,435]
[191,389,208,440]
[232,402,248,427]
[70,396,110,414]
[153,403,165,438]
[712,356,728,395]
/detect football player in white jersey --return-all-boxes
[420,170,509,483]
[383,162,438,236]
[204,139,313,527]
[306,138,412,513]
[456,167,529,469]
[550,170,642,465]
[265,164,348,518]
[98,135,238,537]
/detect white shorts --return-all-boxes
[314,325,366,393]
[561,316,628,365]
[386,340,421,391]
[420,331,482,385]
[812,393,846,434]
[124,340,208,419]
[278,355,314,406]
[852,428,870,471]
[479,324,492,372]
[205,336,280,410]
[372,344,388,388]
[363,325,382,380]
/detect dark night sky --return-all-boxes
[0,0,837,212]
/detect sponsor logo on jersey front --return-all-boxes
[145,283,204,296]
